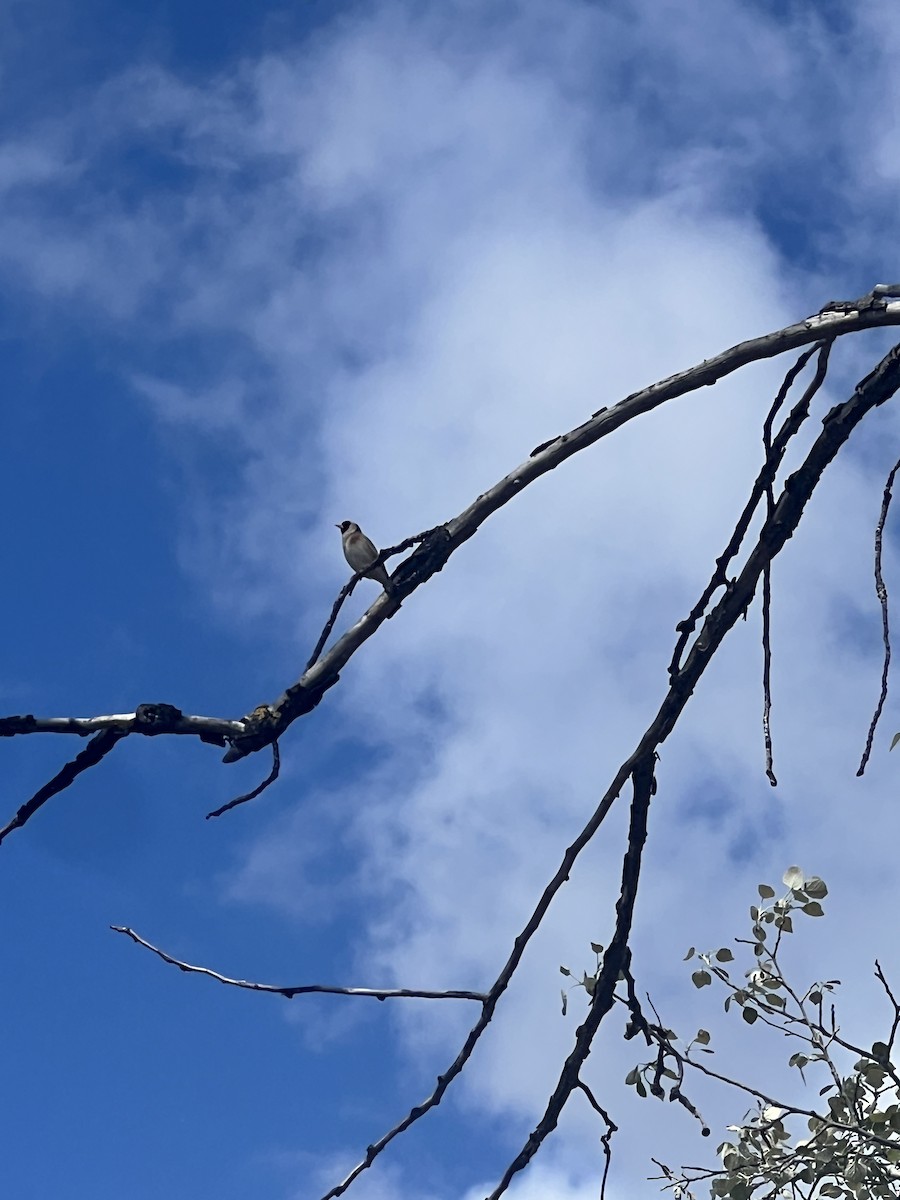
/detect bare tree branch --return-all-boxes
[875,960,900,1058]
[0,703,242,744]
[575,1081,617,1200]
[318,338,900,1199]
[670,341,831,682]
[761,561,777,786]
[0,728,125,846]
[857,456,900,775]
[486,757,655,1199]
[206,740,281,819]
[1,293,899,778]
[110,926,487,1002]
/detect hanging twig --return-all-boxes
[857,455,900,775]
[757,345,836,785]
[761,562,777,786]
[575,1081,618,1200]
[669,342,832,682]
[206,740,281,819]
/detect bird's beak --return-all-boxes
[335,523,341,529]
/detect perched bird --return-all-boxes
[337,521,393,593]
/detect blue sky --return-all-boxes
[3,2,900,1198]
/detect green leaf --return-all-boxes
[560,990,567,1016]
[695,1029,711,1045]
[742,1007,758,1025]
[715,948,734,962]
[802,901,824,917]
[783,865,805,890]
[758,883,776,899]
[590,942,604,954]
[683,946,695,961]
[804,876,828,899]
[625,1067,640,1085]
[559,965,571,977]
[891,731,900,751]
[692,969,712,989]
[872,1041,891,1062]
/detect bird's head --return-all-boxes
[336,521,358,535]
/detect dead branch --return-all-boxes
[110,926,487,1002]
[857,455,900,775]
[304,526,442,672]
[575,1081,617,1200]
[318,337,900,1200]
[206,741,280,819]
[0,729,125,846]
[485,756,654,1199]
[670,341,832,681]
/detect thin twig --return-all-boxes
[857,456,900,775]
[305,580,361,672]
[0,728,125,846]
[206,741,281,819]
[111,926,487,1001]
[575,1081,617,1200]
[649,1157,704,1200]
[761,562,777,787]
[640,991,710,1135]
[875,960,900,1058]
[304,527,443,672]
[681,1049,900,1152]
[669,342,832,682]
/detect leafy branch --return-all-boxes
[627,869,900,1200]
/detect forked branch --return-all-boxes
[2,291,900,842]
[320,339,900,1198]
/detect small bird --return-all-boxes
[337,521,393,593]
